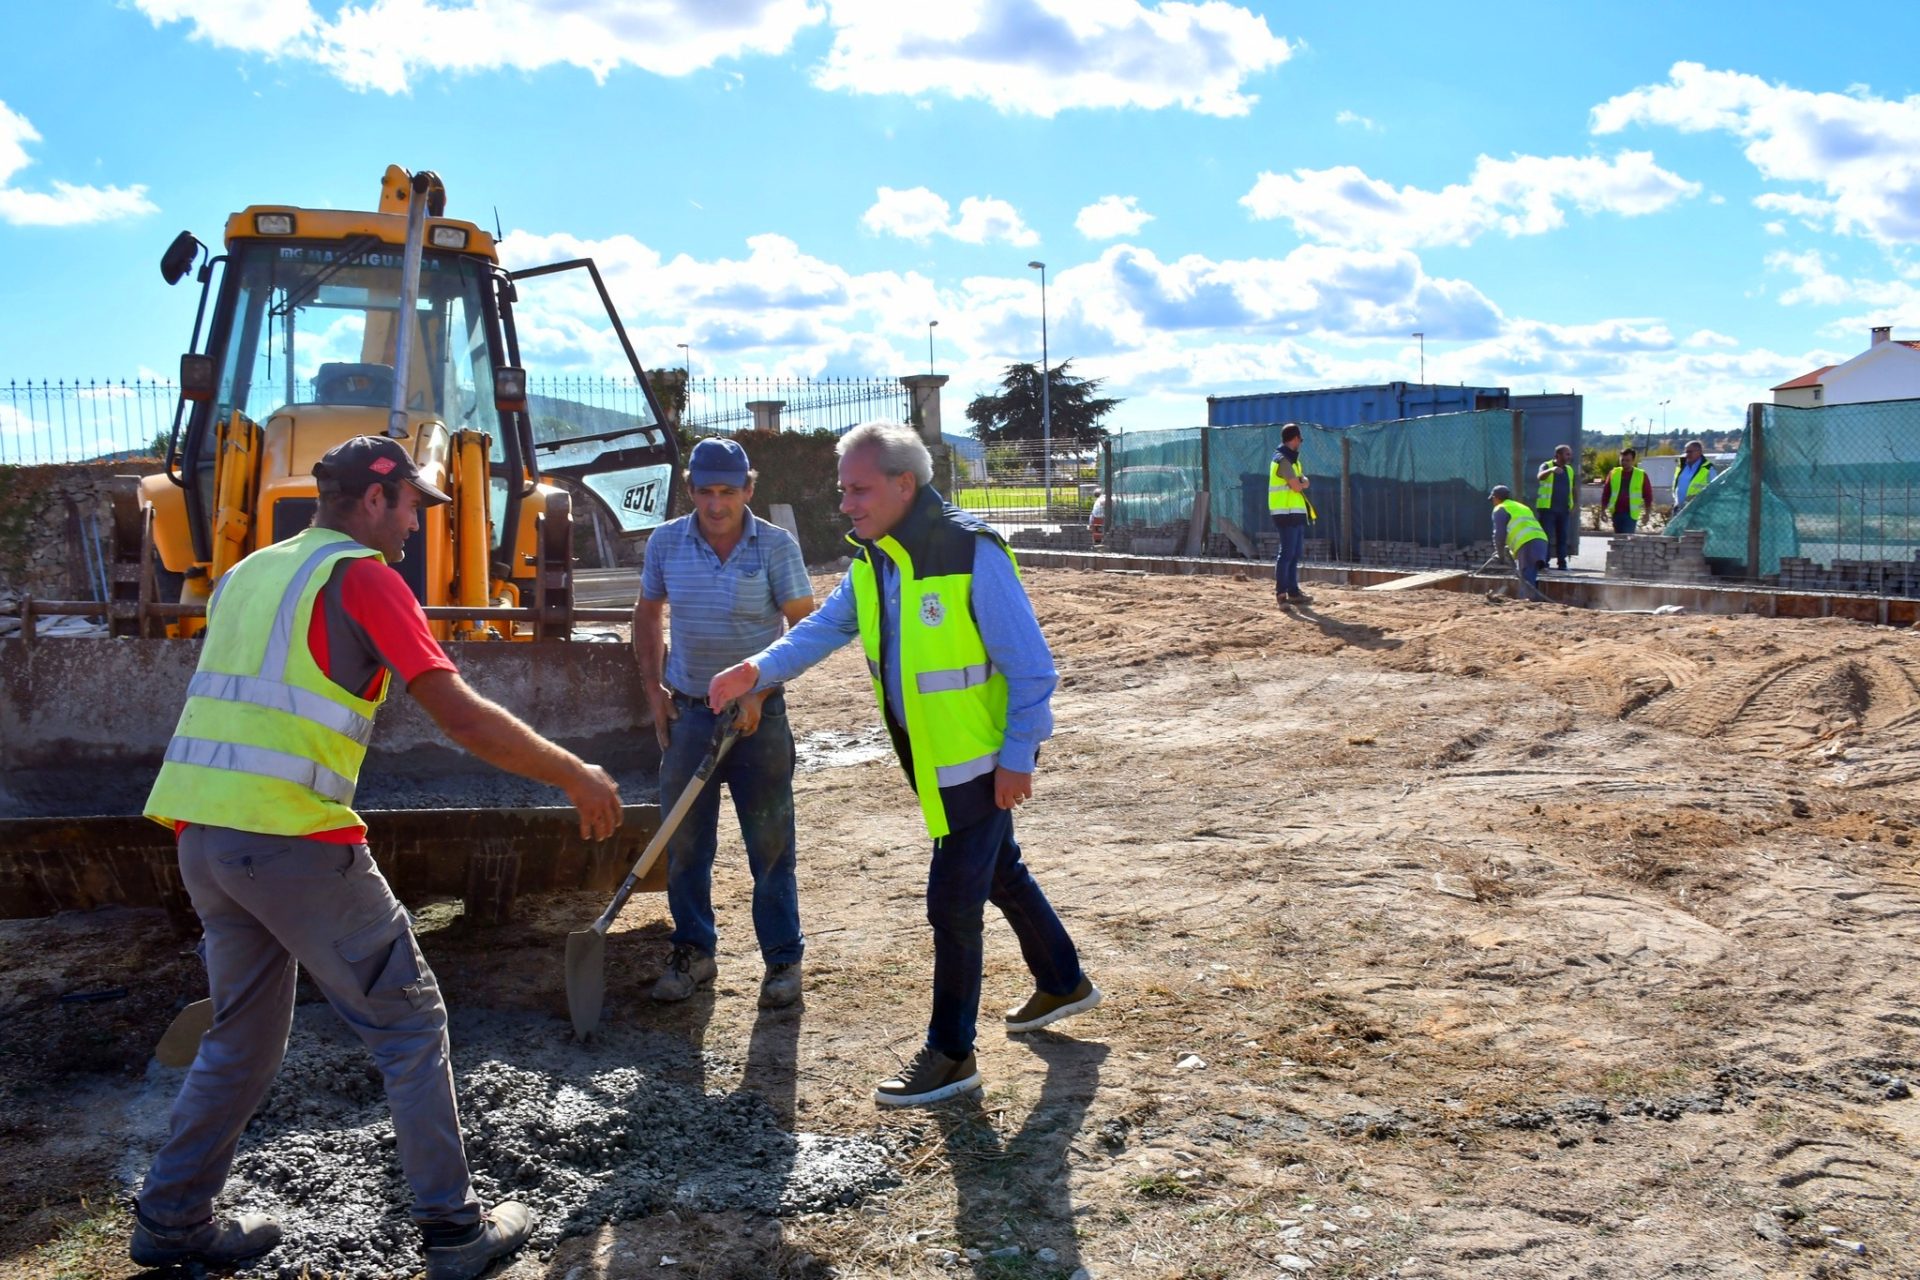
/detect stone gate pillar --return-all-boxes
[900,374,952,491]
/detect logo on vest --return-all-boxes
[919,592,946,627]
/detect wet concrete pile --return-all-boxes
[155,1005,898,1279]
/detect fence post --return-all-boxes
[1198,427,1212,548]
[1510,409,1526,501]
[1745,402,1764,578]
[1101,437,1113,538]
[1339,435,1354,563]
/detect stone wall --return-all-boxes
[0,461,163,598]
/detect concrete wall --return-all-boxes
[0,460,162,598]
[1827,342,1920,405]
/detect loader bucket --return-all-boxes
[0,637,667,925]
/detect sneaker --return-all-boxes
[1005,976,1103,1034]
[1286,592,1314,606]
[423,1203,533,1280]
[129,1208,281,1267]
[758,961,802,1009]
[650,946,717,1002]
[873,1047,982,1107]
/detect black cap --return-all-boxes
[1488,484,1511,501]
[313,435,451,506]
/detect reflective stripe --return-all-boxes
[187,671,376,746]
[934,751,998,788]
[916,662,994,694]
[261,537,365,681]
[164,736,357,805]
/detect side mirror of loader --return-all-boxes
[180,354,216,402]
[160,231,204,286]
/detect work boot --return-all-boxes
[129,1206,282,1267]
[758,960,802,1009]
[650,945,716,1002]
[873,1046,981,1108]
[422,1203,533,1280]
[1286,591,1313,606]
[1006,975,1103,1033]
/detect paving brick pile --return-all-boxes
[1770,554,1920,596]
[1606,530,1711,582]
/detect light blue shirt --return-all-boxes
[749,535,1056,773]
[641,510,811,695]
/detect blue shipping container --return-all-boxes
[1207,382,1510,428]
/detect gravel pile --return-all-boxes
[159,1005,896,1278]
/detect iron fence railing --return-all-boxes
[683,376,911,436]
[1,379,183,464]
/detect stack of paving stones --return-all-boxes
[1771,554,1920,596]
[1605,529,1712,582]
[1357,540,1493,570]
[1008,525,1095,552]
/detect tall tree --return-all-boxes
[965,361,1118,453]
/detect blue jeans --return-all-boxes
[926,806,1083,1058]
[1271,517,1305,596]
[1611,513,1638,536]
[1542,509,1573,565]
[660,691,803,965]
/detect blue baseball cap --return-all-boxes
[687,437,751,488]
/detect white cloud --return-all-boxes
[1685,329,1740,348]
[1765,249,1920,330]
[0,101,156,227]
[814,0,1292,117]
[1592,61,1920,244]
[861,186,1038,246]
[1241,151,1699,249]
[1075,195,1154,240]
[133,0,823,92]
[1335,109,1380,132]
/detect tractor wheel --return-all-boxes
[537,489,573,640]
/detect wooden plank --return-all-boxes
[1216,515,1255,558]
[1183,490,1211,558]
[1364,569,1468,592]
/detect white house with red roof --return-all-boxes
[1772,327,1920,407]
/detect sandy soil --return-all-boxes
[5,567,1920,1279]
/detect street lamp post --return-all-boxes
[1412,331,1424,383]
[1659,398,1671,435]
[1028,260,1051,511]
[928,319,939,377]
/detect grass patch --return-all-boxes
[1132,1172,1201,1200]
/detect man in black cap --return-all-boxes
[135,435,623,1280]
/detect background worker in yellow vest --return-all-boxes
[1267,422,1314,606]
[1599,446,1654,535]
[1671,439,1715,515]
[1485,485,1551,602]
[707,422,1100,1109]
[1534,443,1578,570]
[134,436,622,1280]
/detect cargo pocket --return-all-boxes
[333,904,437,1013]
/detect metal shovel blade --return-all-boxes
[155,998,214,1068]
[564,927,607,1040]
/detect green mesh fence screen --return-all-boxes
[1666,400,1920,591]
[1104,410,1521,565]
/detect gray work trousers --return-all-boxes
[139,825,480,1230]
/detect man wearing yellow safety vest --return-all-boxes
[1485,485,1551,602]
[134,436,623,1279]
[1672,440,1715,515]
[1268,422,1314,607]
[1600,446,1654,535]
[1534,444,1577,571]
[707,421,1100,1108]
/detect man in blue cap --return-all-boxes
[632,437,816,1007]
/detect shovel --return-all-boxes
[565,706,740,1039]
[155,998,214,1068]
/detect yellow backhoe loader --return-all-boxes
[0,166,681,927]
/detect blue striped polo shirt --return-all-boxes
[640,510,812,696]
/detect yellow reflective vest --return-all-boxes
[1535,461,1573,512]
[1495,499,1547,558]
[1604,467,1646,521]
[1676,458,1714,502]
[145,527,389,835]
[1268,451,1309,516]
[847,488,1014,841]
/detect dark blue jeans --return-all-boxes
[1611,513,1638,536]
[926,805,1083,1058]
[1542,509,1573,565]
[1271,517,1305,596]
[660,691,803,965]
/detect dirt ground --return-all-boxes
[6,567,1920,1280]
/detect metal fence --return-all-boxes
[1668,399,1920,594]
[946,438,1100,535]
[0,374,918,464]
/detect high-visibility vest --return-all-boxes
[1496,500,1547,558]
[847,488,1015,841]
[1535,462,1572,512]
[1676,458,1714,501]
[1604,467,1646,520]
[1269,452,1308,515]
[145,527,389,835]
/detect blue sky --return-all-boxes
[3,0,1919,445]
